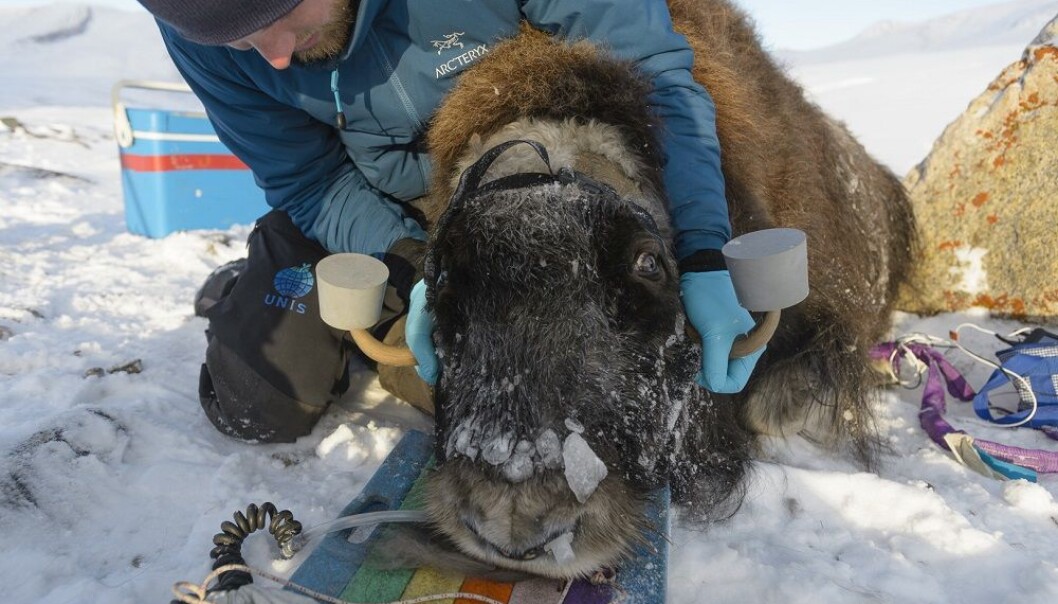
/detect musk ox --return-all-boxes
[392,0,915,580]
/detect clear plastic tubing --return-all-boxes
[286,510,428,557]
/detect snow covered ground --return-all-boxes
[2,2,1057,603]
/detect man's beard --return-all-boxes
[292,0,358,64]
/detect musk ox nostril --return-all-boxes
[452,424,608,490]
[535,429,563,470]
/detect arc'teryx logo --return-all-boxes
[433,31,489,79]
[264,263,313,315]
[432,32,465,54]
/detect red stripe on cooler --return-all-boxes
[120,153,249,172]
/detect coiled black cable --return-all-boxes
[172,502,302,603]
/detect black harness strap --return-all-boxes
[450,139,555,206]
[428,138,662,289]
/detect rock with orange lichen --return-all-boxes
[897,15,1058,322]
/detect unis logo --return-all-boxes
[264,263,313,315]
[432,31,488,79]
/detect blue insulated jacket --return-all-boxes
[159,0,731,258]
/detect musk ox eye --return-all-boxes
[633,251,660,277]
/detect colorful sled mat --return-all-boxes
[289,430,669,604]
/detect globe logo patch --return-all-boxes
[274,264,314,298]
[264,263,313,315]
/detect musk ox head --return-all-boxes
[418,140,749,578]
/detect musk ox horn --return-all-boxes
[316,253,419,367]
[729,310,780,358]
[347,271,777,365]
[349,319,417,367]
[356,311,777,365]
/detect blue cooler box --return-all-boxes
[112,80,269,238]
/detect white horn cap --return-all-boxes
[316,253,390,330]
[722,228,809,312]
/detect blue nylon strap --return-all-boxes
[975,446,1038,482]
[972,348,1058,427]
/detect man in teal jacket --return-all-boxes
[142,0,765,442]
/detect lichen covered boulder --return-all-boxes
[899,16,1058,321]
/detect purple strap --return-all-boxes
[871,342,1058,474]
[974,439,1058,473]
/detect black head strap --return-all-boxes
[450,139,554,207]
[448,139,628,209]
[427,139,660,286]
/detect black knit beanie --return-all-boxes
[137,0,305,45]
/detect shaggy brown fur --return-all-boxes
[666,0,916,457]
[421,1,915,462]
[422,25,664,221]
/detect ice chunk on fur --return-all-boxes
[535,429,563,469]
[564,418,585,434]
[562,433,608,503]
[481,432,514,465]
[503,450,534,482]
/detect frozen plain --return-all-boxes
[1,2,1058,603]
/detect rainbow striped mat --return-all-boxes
[289,430,668,604]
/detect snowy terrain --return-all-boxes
[779,0,1058,63]
[783,0,1058,174]
[2,2,1058,603]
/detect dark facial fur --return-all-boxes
[416,184,749,578]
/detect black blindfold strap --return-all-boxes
[473,172,562,198]
[450,139,554,207]
[449,138,628,211]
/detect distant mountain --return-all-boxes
[5,1,1058,106]
[781,0,1058,65]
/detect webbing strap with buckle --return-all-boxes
[871,340,1058,482]
[973,329,1058,428]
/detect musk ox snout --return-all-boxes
[423,457,650,578]
[421,182,718,577]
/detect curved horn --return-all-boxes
[350,316,418,367]
[730,310,780,359]
[686,309,780,359]
[352,311,777,366]
[355,310,780,367]
[315,254,420,368]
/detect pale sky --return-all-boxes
[736,0,1027,49]
[2,0,1023,49]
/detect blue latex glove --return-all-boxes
[680,270,765,393]
[406,279,439,385]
